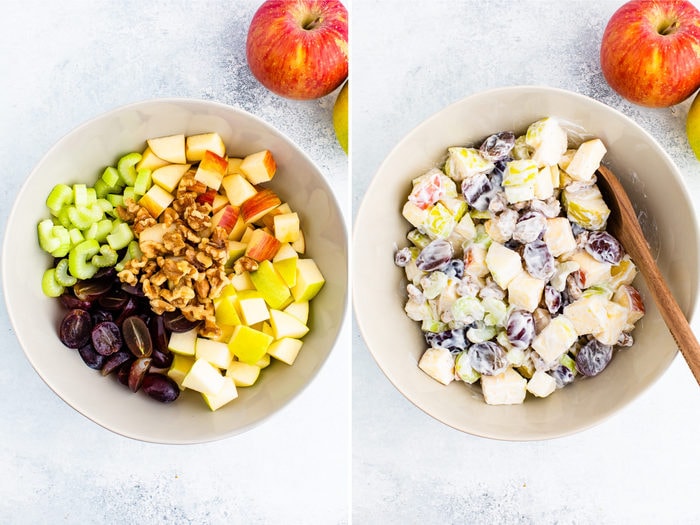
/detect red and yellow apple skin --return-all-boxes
[600,0,700,108]
[246,0,348,100]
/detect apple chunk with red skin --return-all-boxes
[245,228,281,262]
[211,205,241,234]
[194,150,228,191]
[246,0,348,100]
[241,188,281,224]
[240,150,277,185]
[600,0,700,107]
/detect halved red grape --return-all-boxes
[59,292,92,310]
[141,373,180,403]
[506,310,535,350]
[575,339,613,377]
[98,288,129,310]
[120,283,145,297]
[59,309,93,349]
[116,361,132,386]
[78,343,106,370]
[163,310,201,333]
[73,277,112,302]
[122,316,153,358]
[469,341,508,376]
[585,231,624,265]
[523,239,555,280]
[151,347,174,369]
[101,351,132,376]
[480,131,515,161]
[415,239,453,272]
[128,357,152,392]
[148,316,169,354]
[91,321,122,356]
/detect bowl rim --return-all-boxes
[353,84,700,441]
[2,96,349,444]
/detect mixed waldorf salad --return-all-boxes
[394,118,645,405]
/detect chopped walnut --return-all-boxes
[233,256,259,274]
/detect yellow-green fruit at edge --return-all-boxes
[687,91,700,160]
[333,81,348,154]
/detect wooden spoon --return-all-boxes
[596,165,700,385]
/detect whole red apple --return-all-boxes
[246,0,348,100]
[600,0,700,107]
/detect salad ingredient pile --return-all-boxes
[394,118,645,405]
[38,131,325,411]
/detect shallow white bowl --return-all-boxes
[3,98,348,444]
[354,85,699,441]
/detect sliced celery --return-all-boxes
[46,184,73,214]
[101,166,122,188]
[106,193,124,208]
[68,239,100,280]
[127,240,142,259]
[133,168,152,196]
[84,219,113,243]
[56,207,72,228]
[93,179,111,198]
[106,222,134,250]
[122,186,136,203]
[41,268,65,298]
[92,244,118,268]
[68,227,85,247]
[67,204,104,230]
[85,187,97,206]
[50,226,71,257]
[94,198,114,214]
[38,219,60,253]
[117,152,142,186]
[73,184,89,207]
[54,259,77,287]
[114,250,132,272]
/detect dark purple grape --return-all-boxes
[91,321,122,356]
[162,310,202,333]
[523,239,555,280]
[101,351,132,376]
[73,277,112,302]
[513,211,546,244]
[120,283,145,297]
[548,364,575,388]
[394,247,413,267]
[59,292,92,310]
[98,288,129,310]
[461,174,494,211]
[415,239,453,272]
[479,131,515,161]
[585,231,624,265]
[91,310,114,324]
[116,361,132,386]
[114,297,140,327]
[78,343,106,370]
[93,266,116,280]
[151,347,174,369]
[122,316,153,358]
[424,328,468,353]
[128,357,152,392]
[575,339,613,377]
[505,310,535,350]
[468,341,508,376]
[141,373,180,403]
[443,259,464,279]
[148,316,169,354]
[543,285,562,315]
[59,309,93,349]
[570,222,587,237]
[491,160,508,183]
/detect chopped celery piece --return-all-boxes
[122,186,136,202]
[73,184,89,207]
[106,222,134,250]
[46,184,73,214]
[101,166,122,188]
[127,240,143,259]
[68,239,100,280]
[38,219,60,253]
[56,206,72,228]
[422,318,447,333]
[452,296,485,324]
[455,351,481,384]
[115,250,132,272]
[407,229,431,249]
[106,193,124,208]
[50,226,71,257]
[117,152,142,186]
[67,205,103,230]
[134,168,152,196]
[92,244,118,268]
[482,297,508,327]
[421,271,448,299]
[466,322,497,343]
[54,259,77,287]
[84,219,113,243]
[85,187,97,206]
[68,227,84,247]
[93,179,111,198]
[41,268,65,297]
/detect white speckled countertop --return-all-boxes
[352,1,700,524]
[0,1,348,523]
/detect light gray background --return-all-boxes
[0,1,349,523]
[352,1,700,524]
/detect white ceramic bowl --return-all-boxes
[3,98,347,444]
[354,85,699,441]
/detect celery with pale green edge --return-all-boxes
[37,151,143,297]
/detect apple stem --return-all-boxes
[659,19,679,36]
[302,15,322,31]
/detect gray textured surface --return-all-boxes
[0,1,348,523]
[352,1,700,524]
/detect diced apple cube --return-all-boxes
[211,204,241,235]
[194,150,228,191]
[613,284,645,327]
[221,174,258,206]
[267,337,304,365]
[167,354,195,389]
[168,327,198,356]
[201,376,238,411]
[507,271,545,312]
[241,188,281,224]
[226,361,261,387]
[290,258,325,301]
[250,260,292,310]
[284,300,309,325]
[485,242,522,289]
[273,242,299,262]
[567,250,611,287]
[531,316,577,363]
[563,293,609,336]
[417,347,455,385]
[227,157,244,175]
[138,185,174,219]
[534,165,555,200]
[593,300,630,346]
[237,290,270,326]
[480,367,527,405]
[245,229,281,262]
[240,149,276,185]
[147,134,186,164]
[526,370,557,398]
[273,212,300,243]
[402,201,429,229]
[185,132,226,162]
[228,325,273,364]
[544,217,577,257]
[269,309,309,339]
[230,271,255,291]
[215,295,242,326]
[137,146,170,171]
[195,338,233,369]
[151,164,191,193]
[565,138,607,182]
[182,358,226,395]
[273,257,297,288]
[291,229,305,254]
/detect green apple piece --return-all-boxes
[237,290,270,326]
[182,358,225,395]
[214,295,242,326]
[273,257,297,288]
[562,184,610,231]
[267,337,303,365]
[290,258,325,301]
[255,353,271,368]
[167,326,199,356]
[269,309,309,339]
[201,376,238,411]
[283,301,309,325]
[195,338,233,369]
[167,354,195,389]
[228,325,273,364]
[226,361,261,387]
[250,260,292,309]
[273,242,298,262]
[225,240,247,268]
